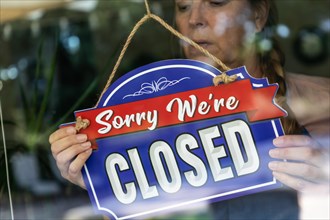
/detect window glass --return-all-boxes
[0,1,329,219]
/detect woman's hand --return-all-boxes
[268,135,329,192]
[49,126,92,189]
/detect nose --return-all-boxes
[188,5,205,28]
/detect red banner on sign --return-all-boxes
[74,79,285,148]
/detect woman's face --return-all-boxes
[175,0,259,69]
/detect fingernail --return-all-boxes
[268,161,278,170]
[269,149,278,157]
[273,137,284,146]
[66,127,76,134]
[76,134,87,142]
[81,142,91,148]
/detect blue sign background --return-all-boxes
[81,59,284,219]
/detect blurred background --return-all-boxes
[0,0,329,219]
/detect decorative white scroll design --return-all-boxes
[123,76,190,99]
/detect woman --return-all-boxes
[174,0,329,219]
[49,0,329,219]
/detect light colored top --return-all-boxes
[286,73,330,147]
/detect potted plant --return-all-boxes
[7,37,101,196]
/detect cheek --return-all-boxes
[175,17,186,34]
[213,13,234,37]
[213,15,256,55]
[179,39,190,53]
[212,9,256,40]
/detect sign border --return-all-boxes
[81,60,283,219]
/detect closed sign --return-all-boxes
[71,60,286,219]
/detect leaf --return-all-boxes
[29,38,45,130]
[18,77,32,128]
[44,76,99,137]
[34,38,58,135]
[40,40,125,143]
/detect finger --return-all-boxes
[51,133,88,156]
[269,146,322,165]
[272,171,315,192]
[49,126,76,144]
[55,141,91,167]
[268,161,323,182]
[55,142,89,171]
[273,135,316,148]
[68,149,93,187]
[69,148,92,176]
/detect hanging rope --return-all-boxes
[76,0,237,129]
[144,0,151,15]
[78,0,238,128]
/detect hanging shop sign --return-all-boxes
[67,59,286,219]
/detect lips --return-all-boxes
[193,40,210,48]
[188,39,212,55]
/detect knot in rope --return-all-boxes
[75,116,90,132]
[213,73,238,86]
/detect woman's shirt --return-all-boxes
[286,73,330,147]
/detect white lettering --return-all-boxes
[213,98,225,112]
[176,134,208,187]
[198,101,211,115]
[149,141,182,193]
[166,95,197,122]
[147,110,158,130]
[105,153,136,204]
[167,94,240,122]
[199,126,234,181]
[104,120,260,203]
[95,110,113,134]
[128,148,159,199]
[221,120,259,176]
[95,110,158,134]
[226,96,239,110]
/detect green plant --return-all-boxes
[16,37,101,152]
[16,38,57,151]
